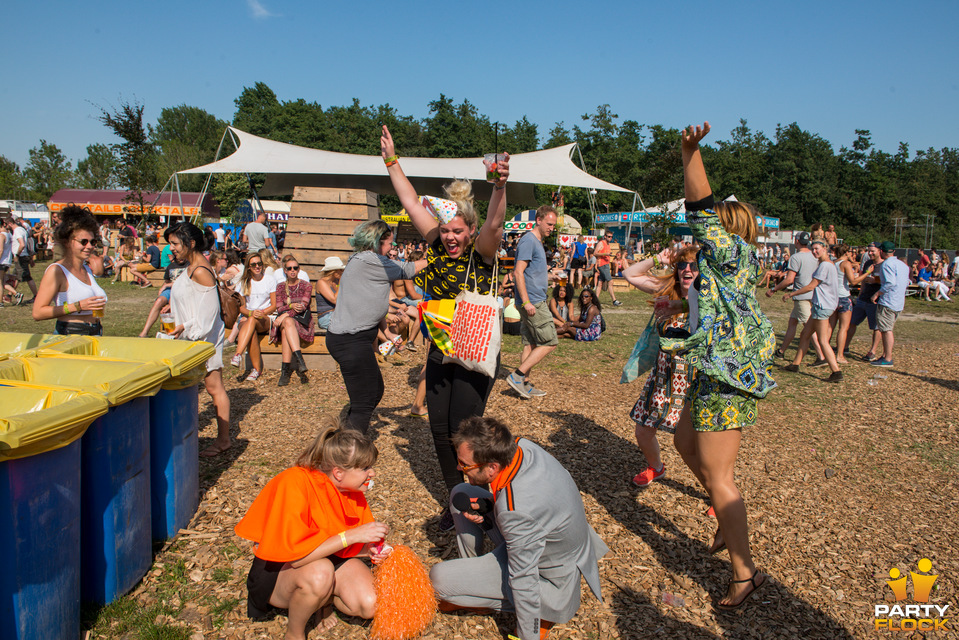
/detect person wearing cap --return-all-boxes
[869,241,910,367]
[314,256,344,331]
[843,242,884,360]
[766,231,826,364]
[782,239,843,382]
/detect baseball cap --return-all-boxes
[795,231,810,246]
[879,241,896,253]
[867,241,880,248]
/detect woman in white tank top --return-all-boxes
[32,206,107,335]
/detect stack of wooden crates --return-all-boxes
[256,186,380,371]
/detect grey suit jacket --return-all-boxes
[494,438,609,640]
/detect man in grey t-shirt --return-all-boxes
[766,231,825,362]
[242,212,269,254]
[507,206,558,399]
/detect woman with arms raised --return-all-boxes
[658,122,776,610]
[381,125,508,530]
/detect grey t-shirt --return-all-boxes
[244,222,269,252]
[514,231,548,304]
[811,260,839,311]
[787,250,819,301]
[328,252,416,334]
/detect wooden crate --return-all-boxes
[282,187,380,281]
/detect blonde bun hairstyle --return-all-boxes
[443,180,478,229]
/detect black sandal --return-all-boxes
[714,570,767,611]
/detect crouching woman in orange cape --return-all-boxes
[235,422,392,639]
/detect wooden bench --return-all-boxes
[250,330,336,371]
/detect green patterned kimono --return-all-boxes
[660,200,777,430]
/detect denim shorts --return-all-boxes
[836,296,852,313]
[811,304,834,320]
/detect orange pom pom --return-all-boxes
[370,544,436,640]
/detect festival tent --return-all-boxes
[177,127,633,208]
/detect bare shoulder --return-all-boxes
[190,263,217,286]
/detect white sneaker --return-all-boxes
[230,354,243,367]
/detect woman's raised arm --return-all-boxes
[681,122,712,203]
[381,125,438,243]
[474,154,509,260]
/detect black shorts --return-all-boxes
[17,256,33,282]
[246,554,350,621]
[570,257,585,269]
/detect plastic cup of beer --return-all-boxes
[560,275,568,287]
[160,312,176,334]
[484,153,506,183]
[92,305,105,319]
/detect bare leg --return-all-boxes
[235,317,258,358]
[634,423,662,470]
[779,317,799,354]
[672,404,707,487]
[813,319,840,373]
[790,320,817,366]
[329,559,376,620]
[880,330,895,361]
[270,560,335,640]
[248,320,266,372]
[201,369,231,455]
[833,311,851,363]
[411,365,427,415]
[139,297,170,337]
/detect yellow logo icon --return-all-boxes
[874,558,949,632]
[886,558,938,603]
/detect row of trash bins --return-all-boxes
[0,332,216,640]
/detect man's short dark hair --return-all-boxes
[452,416,517,467]
[536,205,557,221]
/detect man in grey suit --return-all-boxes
[430,417,609,640]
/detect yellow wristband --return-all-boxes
[63,302,71,315]
[384,155,398,167]
[339,531,348,549]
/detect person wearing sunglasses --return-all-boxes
[269,254,315,386]
[32,205,107,335]
[231,252,277,382]
[621,244,701,493]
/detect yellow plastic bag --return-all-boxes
[0,386,109,460]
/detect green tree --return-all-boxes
[233,82,281,137]
[24,140,74,201]
[76,143,119,190]
[97,99,159,219]
[151,104,228,190]
[0,155,27,199]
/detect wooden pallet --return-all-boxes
[248,332,336,371]
[282,187,380,281]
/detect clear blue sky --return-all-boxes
[4,0,958,175]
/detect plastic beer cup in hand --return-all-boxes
[160,312,176,334]
[484,153,506,183]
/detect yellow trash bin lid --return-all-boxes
[0,332,75,360]
[0,385,109,460]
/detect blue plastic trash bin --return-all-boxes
[149,386,199,539]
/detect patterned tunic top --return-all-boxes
[660,197,777,399]
[630,315,693,433]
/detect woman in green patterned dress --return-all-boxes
[658,122,777,611]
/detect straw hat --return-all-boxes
[320,256,346,272]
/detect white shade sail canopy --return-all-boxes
[178,127,633,207]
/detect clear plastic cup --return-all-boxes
[484,153,506,183]
[160,312,176,334]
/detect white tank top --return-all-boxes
[52,263,108,317]
[0,231,12,266]
[835,259,851,298]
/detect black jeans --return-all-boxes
[425,344,497,493]
[326,326,382,434]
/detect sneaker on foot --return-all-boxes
[507,372,531,399]
[632,464,666,487]
[230,353,243,367]
[861,353,877,362]
[783,363,799,372]
[526,381,546,397]
[826,371,843,383]
[870,358,894,367]
[244,369,260,382]
[14,292,24,305]
[612,300,623,306]
[810,358,829,368]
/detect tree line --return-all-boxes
[2,81,957,248]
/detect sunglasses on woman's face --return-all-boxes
[73,238,94,246]
[285,265,299,271]
[675,261,697,271]
[250,261,263,268]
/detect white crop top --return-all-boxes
[52,263,108,317]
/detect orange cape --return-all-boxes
[235,466,373,562]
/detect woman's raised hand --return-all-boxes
[657,248,672,266]
[380,125,396,160]
[681,122,711,149]
[493,153,510,188]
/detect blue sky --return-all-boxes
[4,0,958,176]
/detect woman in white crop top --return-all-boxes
[32,205,107,335]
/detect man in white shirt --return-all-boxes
[214,224,226,250]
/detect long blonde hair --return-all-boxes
[714,201,760,246]
[296,417,379,472]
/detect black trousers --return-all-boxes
[326,326,382,434]
[425,344,497,493]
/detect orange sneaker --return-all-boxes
[631,464,666,487]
